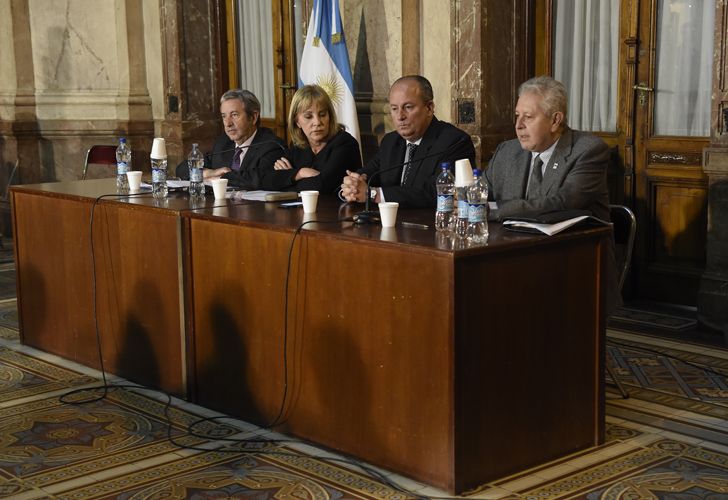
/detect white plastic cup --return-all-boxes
[454,158,474,187]
[380,227,398,242]
[212,206,229,217]
[211,178,228,199]
[300,190,319,213]
[378,202,399,228]
[126,171,142,191]
[150,138,167,159]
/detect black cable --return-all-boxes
[56,195,441,498]
[60,191,154,404]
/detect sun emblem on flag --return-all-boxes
[316,74,343,106]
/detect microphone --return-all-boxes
[352,136,468,224]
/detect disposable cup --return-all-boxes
[378,202,399,228]
[126,171,142,191]
[150,138,167,159]
[380,227,398,242]
[211,178,228,199]
[454,158,474,187]
[300,190,319,213]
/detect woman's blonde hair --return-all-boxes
[288,85,342,148]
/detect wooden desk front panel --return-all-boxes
[454,236,605,491]
[13,191,185,395]
[188,218,455,487]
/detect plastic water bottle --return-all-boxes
[188,143,205,199]
[151,157,168,199]
[115,137,131,192]
[454,182,471,239]
[435,162,454,232]
[466,168,489,243]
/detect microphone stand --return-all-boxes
[352,175,381,224]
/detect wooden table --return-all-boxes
[182,196,610,494]
[12,179,609,493]
[10,179,222,396]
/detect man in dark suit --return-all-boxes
[341,75,475,208]
[485,76,610,222]
[175,89,285,189]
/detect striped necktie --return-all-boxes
[401,143,418,186]
[231,148,243,171]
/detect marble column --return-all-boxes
[0,0,155,182]
[159,0,224,166]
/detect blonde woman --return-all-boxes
[263,84,360,193]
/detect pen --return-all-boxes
[401,221,430,230]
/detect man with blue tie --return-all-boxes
[176,89,285,189]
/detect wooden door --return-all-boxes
[630,0,711,305]
[224,0,300,140]
[541,0,713,305]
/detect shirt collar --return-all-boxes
[532,137,559,166]
[236,129,258,150]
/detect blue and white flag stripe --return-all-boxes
[299,0,360,146]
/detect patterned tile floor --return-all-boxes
[1,294,728,498]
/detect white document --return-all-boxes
[502,215,592,236]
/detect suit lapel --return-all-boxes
[542,128,573,194]
[382,136,407,186]
[512,148,531,198]
[404,118,439,187]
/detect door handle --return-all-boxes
[633,83,654,106]
[279,83,297,90]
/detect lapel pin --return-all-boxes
[553,162,559,169]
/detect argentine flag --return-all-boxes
[299,0,360,146]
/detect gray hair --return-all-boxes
[220,89,261,124]
[518,76,568,127]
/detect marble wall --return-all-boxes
[0,0,158,183]
[0,0,225,183]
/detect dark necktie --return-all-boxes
[526,155,543,199]
[231,148,243,171]
[401,143,418,186]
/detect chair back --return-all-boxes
[609,204,636,292]
[0,160,19,244]
[82,145,118,180]
[1,160,18,201]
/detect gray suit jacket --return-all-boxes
[486,128,621,314]
[485,128,610,223]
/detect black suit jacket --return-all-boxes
[261,129,361,194]
[360,117,475,208]
[175,127,285,190]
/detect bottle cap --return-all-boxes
[119,137,126,143]
[454,158,474,187]
[150,138,167,159]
